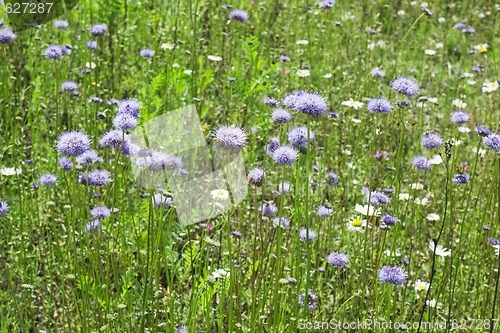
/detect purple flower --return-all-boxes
[381,214,398,225]
[271,108,292,123]
[85,220,101,236]
[475,124,490,136]
[272,145,298,165]
[247,168,264,186]
[317,205,333,217]
[76,150,103,165]
[54,20,69,29]
[117,99,142,118]
[288,126,315,149]
[44,45,65,59]
[152,193,172,208]
[100,130,126,148]
[262,202,277,216]
[278,55,290,62]
[367,98,392,113]
[229,9,249,22]
[265,137,280,157]
[453,173,470,184]
[379,265,407,285]
[412,156,431,170]
[282,90,307,109]
[140,48,155,58]
[88,96,103,103]
[483,133,500,150]
[57,131,91,156]
[136,151,183,172]
[391,76,419,97]
[471,66,481,73]
[421,133,443,149]
[0,28,16,43]
[40,174,58,186]
[326,252,349,267]
[277,181,291,194]
[299,228,317,241]
[450,111,470,124]
[291,92,328,117]
[370,68,385,78]
[87,169,111,186]
[366,191,390,206]
[59,157,73,171]
[90,206,111,219]
[298,289,317,310]
[326,172,338,186]
[213,125,247,150]
[61,80,78,92]
[487,237,499,245]
[89,23,107,36]
[318,0,335,8]
[86,41,97,50]
[0,200,9,216]
[273,216,290,229]
[263,97,279,106]
[113,113,138,131]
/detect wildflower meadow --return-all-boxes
[1,0,500,332]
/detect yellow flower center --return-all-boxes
[480,48,487,53]
[351,219,362,227]
[202,124,210,131]
[418,285,426,290]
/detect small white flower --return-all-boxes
[482,80,499,93]
[438,17,446,23]
[414,279,430,291]
[354,204,380,217]
[183,70,193,75]
[435,42,444,49]
[343,149,352,156]
[428,97,439,104]
[457,126,470,133]
[86,62,96,69]
[296,40,309,45]
[428,154,443,165]
[449,138,462,146]
[425,49,436,55]
[384,249,401,257]
[207,55,222,61]
[414,197,429,206]
[341,99,364,110]
[297,69,310,77]
[411,183,424,190]
[426,213,440,221]
[472,147,486,157]
[350,117,361,123]
[452,99,467,108]
[323,73,332,78]
[467,80,476,85]
[0,167,21,176]
[399,193,410,201]
[172,63,180,68]
[211,189,229,201]
[463,72,474,78]
[160,42,175,50]
[429,241,451,257]
[367,43,375,50]
[426,299,442,309]
[347,217,368,233]
[474,43,489,52]
[398,10,405,16]
[212,268,230,279]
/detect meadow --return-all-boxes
[0,0,500,332]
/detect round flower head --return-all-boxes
[381,214,398,225]
[39,174,57,186]
[277,181,291,194]
[421,133,443,149]
[379,265,407,285]
[53,20,69,29]
[271,108,292,123]
[44,45,65,59]
[317,205,333,217]
[229,9,249,22]
[247,167,264,186]
[273,216,290,229]
[483,133,500,150]
[153,193,172,208]
[367,98,392,113]
[298,289,317,310]
[292,92,328,116]
[272,145,298,165]
[136,151,183,172]
[326,172,338,186]
[278,55,290,62]
[113,113,138,131]
[122,140,140,156]
[59,156,73,171]
[86,41,97,50]
[450,111,470,124]
[90,206,111,219]
[100,130,127,148]
[282,90,307,109]
[0,28,16,43]
[213,125,247,150]
[370,68,385,78]
[265,136,280,157]
[453,173,470,184]
[76,150,103,165]
[475,124,490,137]
[288,126,315,149]
[262,202,277,216]
[263,97,279,106]
[140,48,155,58]
[57,131,91,156]
[366,191,390,206]
[87,169,111,186]
[117,98,142,118]
[412,156,431,170]
[89,23,107,36]
[326,252,349,267]
[299,228,317,242]
[61,80,78,92]
[318,0,336,8]
[0,200,9,216]
[176,326,188,333]
[391,76,419,97]
[85,220,101,236]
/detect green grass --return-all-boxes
[1,0,499,332]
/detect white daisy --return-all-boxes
[354,204,380,217]
[212,268,230,279]
[452,99,467,108]
[341,99,364,110]
[482,80,499,93]
[426,213,440,221]
[399,193,410,201]
[207,55,222,61]
[211,189,229,201]
[429,241,451,257]
[297,69,310,77]
[347,217,368,233]
[414,279,430,291]
[0,167,21,176]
